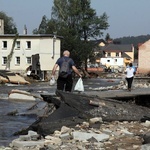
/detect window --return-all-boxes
[116,53,119,57]
[107,52,111,57]
[15,41,20,49]
[15,57,20,65]
[2,57,7,65]
[26,57,31,64]
[2,41,7,49]
[26,41,31,49]
[114,59,117,64]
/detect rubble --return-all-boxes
[5,89,149,149]
[1,118,150,150]
[0,70,30,85]
[1,74,150,149]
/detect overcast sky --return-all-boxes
[1,0,150,39]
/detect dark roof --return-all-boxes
[0,34,63,39]
[122,52,131,59]
[94,39,106,45]
[101,43,133,52]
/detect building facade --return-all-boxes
[100,44,134,67]
[0,34,62,79]
[138,39,150,74]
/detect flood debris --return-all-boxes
[7,119,150,150]
[0,70,30,85]
[8,89,43,101]
[2,88,150,149]
[15,90,150,136]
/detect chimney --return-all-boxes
[0,19,4,34]
[23,25,27,35]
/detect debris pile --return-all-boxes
[2,118,150,150]
[0,70,30,85]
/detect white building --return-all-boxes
[99,43,134,72]
[0,34,62,79]
[101,57,124,67]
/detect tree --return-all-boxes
[34,0,109,69]
[33,15,49,34]
[0,11,17,34]
[5,34,19,70]
[105,33,111,42]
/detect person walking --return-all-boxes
[51,50,82,92]
[125,63,135,91]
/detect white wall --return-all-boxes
[101,57,124,67]
[0,35,61,71]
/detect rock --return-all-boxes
[141,144,150,150]
[142,121,150,127]
[44,136,62,145]
[60,126,72,134]
[11,139,44,149]
[72,131,109,142]
[143,132,150,144]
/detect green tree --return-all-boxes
[0,11,17,34]
[33,15,49,34]
[35,0,109,69]
[105,33,111,42]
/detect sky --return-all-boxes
[0,0,150,39]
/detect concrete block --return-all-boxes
[72,131,109,142]
[11,139,44,148]
[60,133,72,141]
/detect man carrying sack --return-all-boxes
[51,50,82,92]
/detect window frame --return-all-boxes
[26,41,31,49]
[15,41,20,49]
[15,56,20,65]
[107,52,111,57]
[26,57,32,64]
[2,56,7,65]
[2,41,7,49]
[116,52,119,57]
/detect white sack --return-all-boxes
[74,78,84,92]
[50,76,56,86]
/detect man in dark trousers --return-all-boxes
[51,50,82,92]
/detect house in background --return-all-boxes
[92,39,106,64]
[138,40,150,74]
[100,43,134,72]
